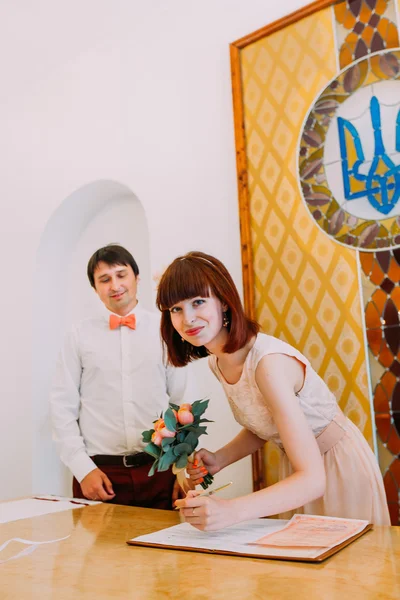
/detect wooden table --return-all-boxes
[1,503,399,599]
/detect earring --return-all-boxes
[181,337,185,342]
[223,312,229,328]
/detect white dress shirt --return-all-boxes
[50,302,189,482]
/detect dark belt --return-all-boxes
[92,453,153,468]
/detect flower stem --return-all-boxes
[200,473,214,489]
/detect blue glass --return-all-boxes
[338,95,400,215]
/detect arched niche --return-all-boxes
[32,180,151,495]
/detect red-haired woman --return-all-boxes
[157,251,390,530]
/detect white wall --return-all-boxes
[0,0,307,501]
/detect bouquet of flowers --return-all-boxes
[141,399,214,490]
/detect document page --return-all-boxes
[252,514,369,548]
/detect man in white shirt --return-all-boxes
[50,244,188,508]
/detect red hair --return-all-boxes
[156,251,259,366]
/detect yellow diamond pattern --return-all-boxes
[253,240,274,286]
[247,129,264,170]
[297,263,320,309]
[330,256,354,304]
[303,326,326,372]
[316,292,341,340]
[263,208,286,249]
[260,152,281,194]
[256,98,278,138]
[253,46,275,83]
[269,269,291,312]
[286,297,308,344]
[292,204,314,246]
[258,303,278,337]
[240,7,373,484]
[280,235,303,280]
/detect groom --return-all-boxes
[50,244,190,508]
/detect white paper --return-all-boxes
[0,496,100,524]
[129,519,327,559]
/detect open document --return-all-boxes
[127,514,372,562]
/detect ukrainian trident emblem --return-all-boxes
[299,49,400,250]
[338,95,400,215]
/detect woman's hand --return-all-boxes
[187,449,221,485]
[175,490,237,531]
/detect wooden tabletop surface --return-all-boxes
[1,503,399,599]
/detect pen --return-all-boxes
[33,497,92,506]
[33,497,60,502]
[198,481,233,497]
[174,481,233,509]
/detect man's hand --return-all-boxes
[80,468,115,502]
[171,478,184,506]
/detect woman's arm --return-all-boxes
[216,428,266,468]
[178,353,326,529]
[187,428,265,484]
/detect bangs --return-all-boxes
[157,259,211,310]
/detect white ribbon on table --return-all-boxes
[0,535,70,565]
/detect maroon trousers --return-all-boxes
[73,463,175,510]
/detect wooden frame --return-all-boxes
[230,0,343,491]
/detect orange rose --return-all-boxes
[151,431,163,446]
[154,418,165,431]
[159,426,175,438]
[177,409,194,425]
[180,403,192,412]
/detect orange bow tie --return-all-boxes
[109,314,136,330]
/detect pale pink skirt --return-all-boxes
[278,416,391,525]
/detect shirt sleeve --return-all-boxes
[49,326,97,483]
[165,362,192,405]
[162,338,199,405]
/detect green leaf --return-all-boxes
[173,442,192,456]
[177,423,210,436]
[176,453,188,469]
[148,459,159,477]
[196,426,208,436]
[142,429,153,443]
[144,442,162,458]
[199,418,213,423]
[161,437,175,449]
[192,405,207,418]
[191,399,208,409]
[158,448,176,472]
[184,431,199,450]
[191,399,209,417]
[177,431,186,442]
[164,408,177,432]
[169,403,180,411]
[177,423,197,431]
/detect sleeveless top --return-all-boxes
[208,333,338,448]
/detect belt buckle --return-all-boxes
[123,454,133,468]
